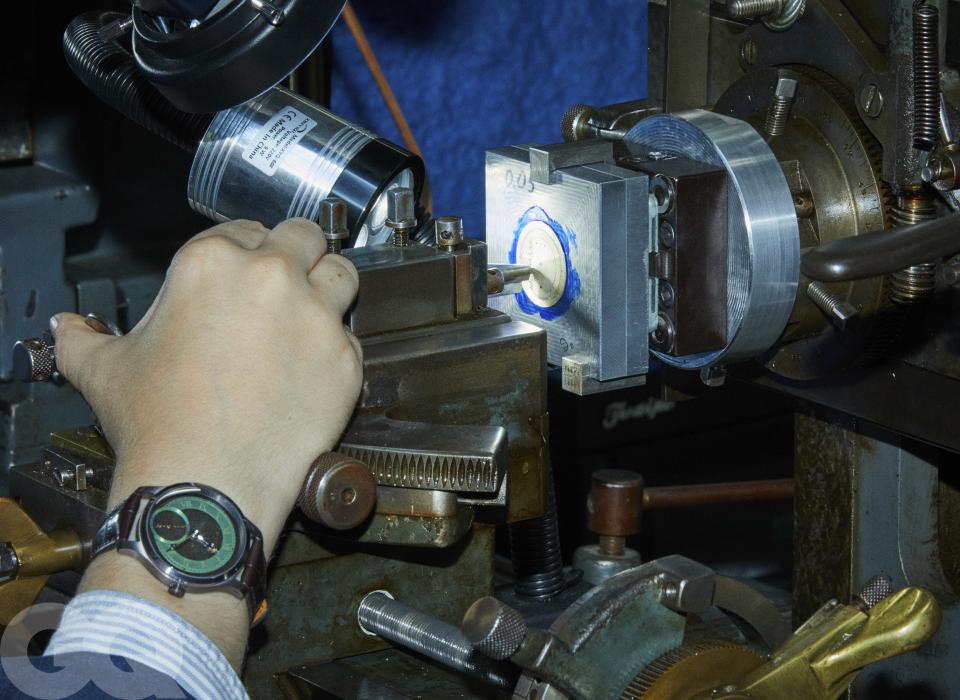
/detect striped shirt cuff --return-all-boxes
[47,590,248,700]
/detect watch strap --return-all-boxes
[92,488,146,558]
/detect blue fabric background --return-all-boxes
[329,1,648,238]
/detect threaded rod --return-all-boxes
[728,0,782,19]
[357,592,513,688]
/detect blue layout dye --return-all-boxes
[508,206,580,320]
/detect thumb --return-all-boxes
[51,313,116,394]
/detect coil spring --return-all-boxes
[508,464,565,599]
[913,4,940,150]
[890,192,938,303]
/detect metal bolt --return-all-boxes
[740,39,759,67]
[806,282,859,331]
[651,175,675,215]
[859,83,884,118]
[357,591,513,688]
[765,77,798,137]
[461,597,527,660]
[727,0,783,20]
[854,575,894,611]
[659,221,676,249]
[319,197,349,254]
[435,216,464,250]
[659,281,675,308]
[385,187,416,247]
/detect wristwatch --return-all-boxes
[93,483,268,624]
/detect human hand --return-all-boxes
[51,218,362,557]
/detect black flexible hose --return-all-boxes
[801,213,960,283]
[63,11,211,152]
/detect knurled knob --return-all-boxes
[461,596,527,660]
[297,452,376,530]
[855,574,894,610]
[12,337,56,383]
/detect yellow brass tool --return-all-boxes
[625,585,941,700]
[707,587,941,700]
[0,497,83,625]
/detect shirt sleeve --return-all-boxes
[44,590,248,700]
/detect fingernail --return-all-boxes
[49,315,59,331]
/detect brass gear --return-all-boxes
[620,640,764,700]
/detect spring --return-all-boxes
[508,464,565,599]
[913,4,940,150]
[890,192,938,303]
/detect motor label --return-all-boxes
[244,107,317,176]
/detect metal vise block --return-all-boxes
[485,143,656,395]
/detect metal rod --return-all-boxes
[643,478,794,509]
[357,592,515,688]
[800,213,960,283]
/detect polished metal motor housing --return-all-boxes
[188,86,423,246]
[625,110,800,369]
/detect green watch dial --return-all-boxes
[149,495,239,575]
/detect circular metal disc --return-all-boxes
[624,110,799,368]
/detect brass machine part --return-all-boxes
[621,641,764,700]
[623,586,941,700]
[0,497,83,625]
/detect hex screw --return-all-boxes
[461,597,527,660]
[806,282,859,331]
[435,216,464,250]
[385,188,416,247]
[765,77,798,137]
[319,197,349,254]
[859,83,884,119]
[727,0,783,20]
[357,591,513,688]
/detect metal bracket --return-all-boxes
[529,140,614,185]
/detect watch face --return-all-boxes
[148,494,241,576]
